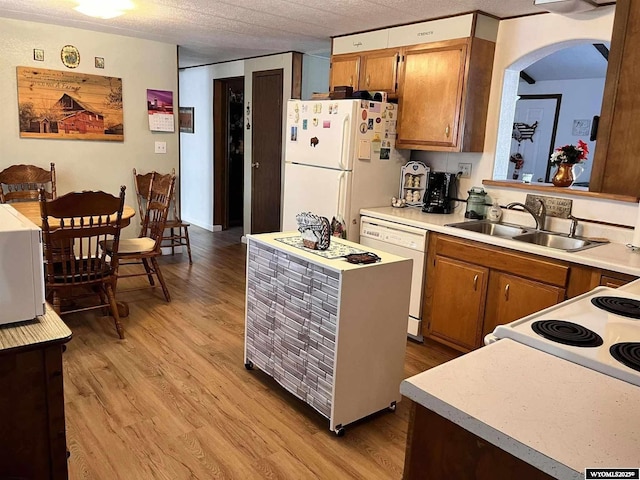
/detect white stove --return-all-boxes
[486,286,640,387]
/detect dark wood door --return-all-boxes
[251,69,283,234]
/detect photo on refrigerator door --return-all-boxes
[290,126,297,142]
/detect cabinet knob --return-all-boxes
[473,274,478,291]
[251,162,260,169]
[445,125,450,138]
[349,76,353,87]
[366,75,370,87]
[504,284,510,300]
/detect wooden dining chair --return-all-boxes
[0,163,56,203]
[111,171,176,301]
[39,186,127,339]
[133,168,192,264]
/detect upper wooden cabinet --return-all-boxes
[590,0,640,197]
[396,37,495,152]
[330,49,400,95]
[330,54,360,90]
[359,49,400,94]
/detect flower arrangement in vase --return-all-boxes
[550,139,589,187]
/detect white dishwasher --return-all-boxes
[360,216,427,341]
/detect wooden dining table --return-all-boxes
[11,201,136,228]
[11,201,136,317]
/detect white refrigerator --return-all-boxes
[282,99,409,241]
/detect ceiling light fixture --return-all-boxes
[74,0,134,19]
[533,0,599,14]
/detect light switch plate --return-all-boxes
[155,141,167,154]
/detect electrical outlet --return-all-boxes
[155,141,167,154]
[458,162,472,178]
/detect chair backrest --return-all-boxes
[133,168,154,221]
[39,186,126,288]
[0,163,56,203]
[133,168,181,224]
[140,172,176,251]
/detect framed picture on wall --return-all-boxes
[179,107,194,133]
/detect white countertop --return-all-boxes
[401,338,640,480]
[247,231,411,273]
[360,206,640,277]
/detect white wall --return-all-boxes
[414,7,638,229]
[301,54,330,100]
[179,62,244,231]
[0,17,179,238]
[180,53,295,234]
[517,77,606,181]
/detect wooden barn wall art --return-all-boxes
[16,66,124,142]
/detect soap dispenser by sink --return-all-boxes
[465,187,487,219]
[487,200,503,222]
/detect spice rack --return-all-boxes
[400,161,430,206]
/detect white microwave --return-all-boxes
[0,204,45,324]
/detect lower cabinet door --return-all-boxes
[427,256,488,351]
[483,272,565,337]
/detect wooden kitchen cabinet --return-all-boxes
[330,49,400,94]
[428,256,488,351]
[396,37,495,152]
[404,401,555,480]
[483,273,565,339]
[0,307,72,480]
[590,0,640,197]
[424,233,569,352]
[330,54,360,91]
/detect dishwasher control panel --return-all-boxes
[360,218,427,251]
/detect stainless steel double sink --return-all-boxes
[445,220,607,252]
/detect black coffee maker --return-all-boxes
[422,172,457,214]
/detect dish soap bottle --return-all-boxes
[487,200,503,222]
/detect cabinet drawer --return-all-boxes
[433,235,569,287]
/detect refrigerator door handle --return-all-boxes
[339,114,350,170]
[337,171,346,218]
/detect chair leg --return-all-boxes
[171,227,176,256]
[52,291,62,315]
[142,258,155,286]
[151,257,171,302]
[96,286,109,316]
[184,225,193,265]
[105,283,125,339]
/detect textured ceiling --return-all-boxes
[0,0,615,67]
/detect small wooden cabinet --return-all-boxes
[429,257,488,351]
[330,49,400,95]
[483,272,565,339]
[424,234,570,352]
[404,402,555,480]
[330,54,360,91]
[396,37,495,152]
[0,307,72,480]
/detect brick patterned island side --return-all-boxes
[244,233,412,435]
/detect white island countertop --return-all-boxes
[401,338,640,479]
[360,206,640,277]
[247,231,411,273]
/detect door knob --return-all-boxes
[252,162,260,169]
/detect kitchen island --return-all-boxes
[400,280,640,479]
[244,232,412,435]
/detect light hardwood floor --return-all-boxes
[62,226,459,479]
